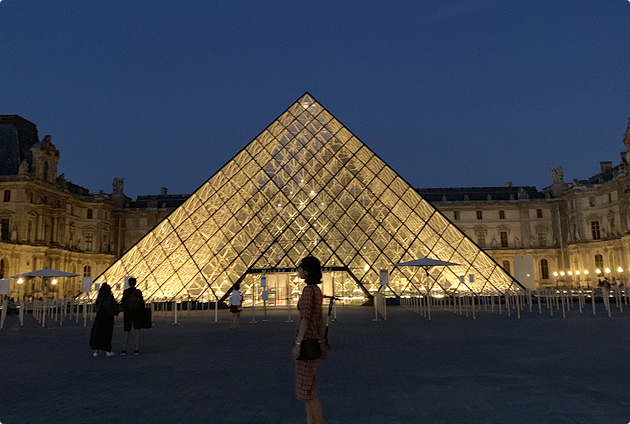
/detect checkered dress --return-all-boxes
[295,284,324,400]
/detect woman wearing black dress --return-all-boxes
[90,283,120,357]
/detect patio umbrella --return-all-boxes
[393,257,460,268]
[11,268,79,278]
[393,257,460,294]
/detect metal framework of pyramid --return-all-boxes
[95,93,523,302]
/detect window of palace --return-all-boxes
[0,259,4,278]
[500,231,508,248]
[595,254,604,271]
[476,211,483,220]
[540,259,549,280]
[476,230,486,248]
[499,210,505,219]
[589,197,596,207]
[0,219,9,241]
[453,211,460,220]
[537,229,547,247]
[87,209,93,219]
[502,260,511,274]
[3,190,10,202]
[85,233,93,251]
[591,221,601,240]
[536,209,543,218]
[83,265,91,277]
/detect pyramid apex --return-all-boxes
[298,93,315,108]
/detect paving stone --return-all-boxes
[0,304,629,423]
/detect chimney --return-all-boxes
[505,181,513,187]
[161,187,168,196]
[600,161,612,174]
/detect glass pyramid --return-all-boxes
[95,93,523,303]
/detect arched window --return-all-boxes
[502,260,511,274]
[43,161,49,182]
[83,265,91,277]
[540,259,549,280]
[0,259,4,279]
[595,254,604,272]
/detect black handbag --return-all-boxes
[139,307,152,329]
[297,338,322,360]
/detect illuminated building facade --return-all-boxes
[95,94,521,303]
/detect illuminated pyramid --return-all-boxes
[95,93,522,302]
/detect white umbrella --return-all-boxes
[393,257,460,295]
[11,268,79,278]
[393,257,460,268]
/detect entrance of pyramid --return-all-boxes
[233,267,369,308]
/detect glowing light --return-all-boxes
[17,278,23,284]
[364,265,369,271]
[51,279,57,285]
[618,267,624,273]
[526,274,530,277]
[568,271,573,276]
[560,271,565,276]
[575,271,580,275]
[605,268,611,274]
[596,269,601,274]
[553,272,558,277]
[310,190,314,194]
[584,270,589,275]
[277,203,281,207]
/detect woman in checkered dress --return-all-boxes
[292,256,325,424]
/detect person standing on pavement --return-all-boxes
[292,256,326,424]
[228,282,243,329]
[90,283,120,357]
[121,277,144,355]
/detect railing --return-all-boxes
[400,287,630,320]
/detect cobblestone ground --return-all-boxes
[1,303,629,424]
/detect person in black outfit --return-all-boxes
[90,283,120,357]
[121,277,144,355]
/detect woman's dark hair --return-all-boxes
[128,277,137,287]
[97,282,112,300]
[234,282,240,291]
[299,256,322,285]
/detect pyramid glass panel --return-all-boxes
[96,93,523,301]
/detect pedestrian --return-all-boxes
[89,283,120,357]
[228,282,243,328]
[292,256,326,424]
[121,277,145,355]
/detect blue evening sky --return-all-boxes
[1,1,629,199]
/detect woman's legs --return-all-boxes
[305,397,323,424]
[235,311,241,328]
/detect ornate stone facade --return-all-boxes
[2,114,629,296]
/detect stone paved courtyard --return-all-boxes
[1,303,629,423]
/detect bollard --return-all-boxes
[0,298,7,329]
[173,301,180,325]
[213,300,219,324]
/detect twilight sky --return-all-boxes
[1,1,629,199]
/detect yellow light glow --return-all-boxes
[553,272,558,277]
[605,268,611,274]
[596,269,601,274]
[575,271,580,275]
[618,267,624,273]
[364,265,369,271]
[568,271,573,276]
[51,279,57,285]
[560,271,565,276]
[17,278,23,284]
[584,270,589,275]
[310,190,314,194]
[526,274,530,277]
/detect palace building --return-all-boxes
[1,96,629,302]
